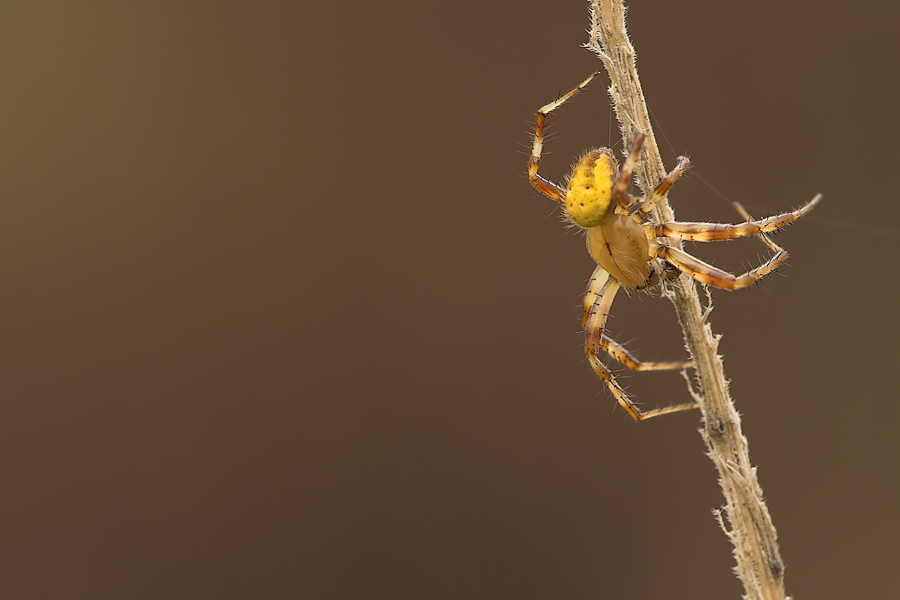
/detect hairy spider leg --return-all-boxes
[581,265,611,324]
[646,194,822,240]
[631,156,692,221]
[602,337,696,373]
[610,132,645,211]
[584,275,700,421]
[651,242,787,291]
[731,201,781,253]
[528,72,601,203]
[582,266,694,372]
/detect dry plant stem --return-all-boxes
[587,2,789,599]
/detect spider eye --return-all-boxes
[566,150,616,227]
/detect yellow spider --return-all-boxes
[528,72,821,421]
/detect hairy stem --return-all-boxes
[587,2,788,599]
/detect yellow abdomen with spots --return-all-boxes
[565,149,618,227]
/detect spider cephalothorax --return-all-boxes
[527,72,820,421]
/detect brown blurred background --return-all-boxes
[2,1,898,598]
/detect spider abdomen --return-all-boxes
[586,214,651,289]
[565,149,617,228]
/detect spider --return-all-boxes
[528,72,821,421]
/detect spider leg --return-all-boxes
[529,72,601,203]
[601,336,695,372]
[646,194,821,240]
[650,241,787,290]
[581,265,610,326]
[631,156,692,221]
[584,273,699,421]
[582,266,693,372]
[611,132,645,211]
[731,200,780,253]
